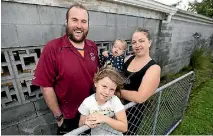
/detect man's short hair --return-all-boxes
[66,3,89,22]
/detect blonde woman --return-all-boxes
[121,28,161,135]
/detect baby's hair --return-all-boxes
[113,39,128,50]
[93,64,125,98]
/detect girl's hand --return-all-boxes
[84,116,98,128]
[87,114,107,124]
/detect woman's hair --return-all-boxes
[93,64,125,97]
[134,27,151,40]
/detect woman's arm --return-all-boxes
[105,110,127,132]
[124,55,133,63]
[88,110,128,132]
[121,65,161,103]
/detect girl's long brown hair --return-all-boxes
[94,64,125,98]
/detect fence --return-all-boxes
[65,71,195,135]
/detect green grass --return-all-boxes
[171,51,213,134]
[136,75,213,135]
[136,49,213,135]
[172,79,213,135]
[159,66,193,87]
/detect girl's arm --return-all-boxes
[105,109,128,132]
[121,65,161,103]
[88,110,128,132]
[79,114,98,128]
[78,97,98,128]
[79,115,86,127]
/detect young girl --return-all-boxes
[78,66,128,135]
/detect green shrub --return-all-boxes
[190,49,212,70]
[190,48,213,90]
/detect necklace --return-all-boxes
[95,94,106,105]
[132,68,137,71]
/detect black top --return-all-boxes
[123,55,157,91]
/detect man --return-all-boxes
[32,3,98,135]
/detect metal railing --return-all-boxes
[65,71,195,135]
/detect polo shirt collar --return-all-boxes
[60,34,94,59]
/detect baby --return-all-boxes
[99,39,127,72]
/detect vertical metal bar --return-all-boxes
[166,119,182,135]
[152,91,162,135]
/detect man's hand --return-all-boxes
[102,51,109,57]
[57,117,64,127]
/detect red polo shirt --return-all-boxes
[32,34,98,119]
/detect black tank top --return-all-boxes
[123,56,157,91]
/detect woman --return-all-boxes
[121,28,161,135]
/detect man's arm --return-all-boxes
[41,87,63,126]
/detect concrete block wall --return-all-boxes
[1,2,161,48]
[1,99,56,135]
[1,46,43,109]
[167,20,213,73]
[1,2,66,48]
[88,12,161,44]
[1,1,213,135]
[156,22,173,75]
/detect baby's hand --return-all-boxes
[102,51,109,57]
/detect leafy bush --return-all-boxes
[190,49,212,70]
[190,48,213,90]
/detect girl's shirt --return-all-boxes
[78,94,124,135]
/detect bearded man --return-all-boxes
[32,3,98,135]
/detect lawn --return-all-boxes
[172,79,213,135]
[136,49,213,135]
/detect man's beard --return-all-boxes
[66,27,88,43]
